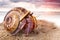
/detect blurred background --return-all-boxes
[0,0,60,27]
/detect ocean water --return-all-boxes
[0,11,60,28]
[0,11,7,23]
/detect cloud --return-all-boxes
[10,0,21,2]
[0,0,10,6]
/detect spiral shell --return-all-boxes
[4,7,29,33]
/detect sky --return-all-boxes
[0,0,60,27]
[0,0,60,6]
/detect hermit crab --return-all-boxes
[3,7,37,36]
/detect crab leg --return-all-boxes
[11,19,26,35]
[24,15,34,35]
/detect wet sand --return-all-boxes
[0,20,60,40]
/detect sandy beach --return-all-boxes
[0,20,60,40]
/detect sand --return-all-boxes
[0,20,60,40]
